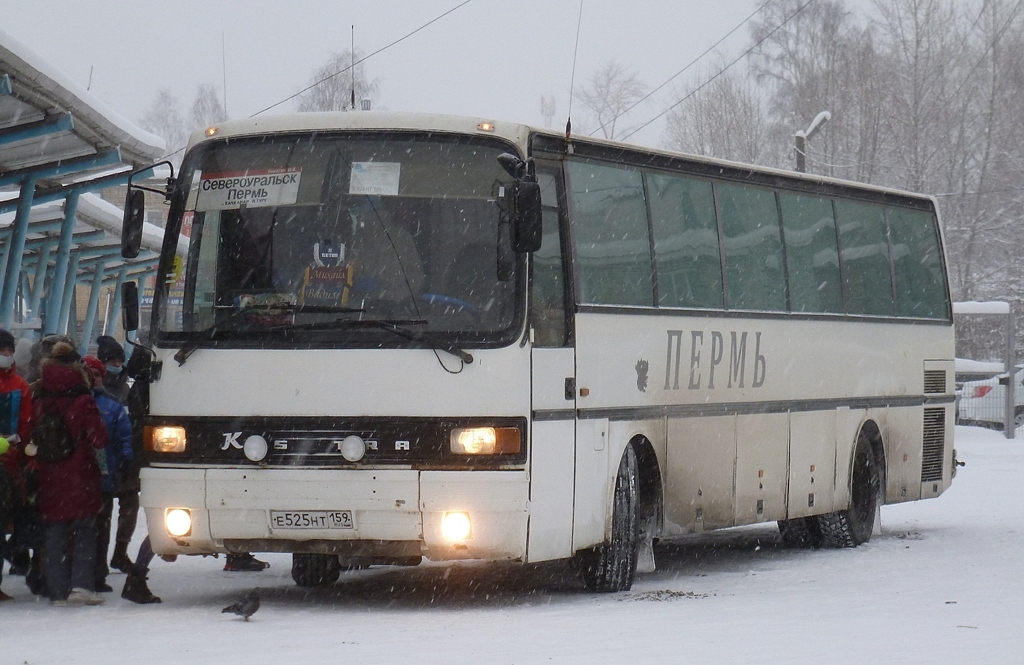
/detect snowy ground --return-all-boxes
[2,425,1022,664]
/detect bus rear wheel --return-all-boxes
[574,445,640,592]
[778,516,823,548]
[291,553,342,587]
[818,432,880,548]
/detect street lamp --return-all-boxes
[794,111,831,173]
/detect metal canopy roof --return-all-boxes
[0,29,173,345]
[0,32,164,190]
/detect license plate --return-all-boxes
[270,510,355,530]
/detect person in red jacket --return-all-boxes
[28,341,108,606]
[0,328,31,602]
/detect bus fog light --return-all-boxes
[450,427,521,455]
[441,511,471,541]
[339,435,366,462]
[243,435,268,462]
[166,509,192,537]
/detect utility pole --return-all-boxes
[795,111,831,173]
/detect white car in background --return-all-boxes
[957,367,1024,429]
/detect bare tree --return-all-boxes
[749,0,872,177]
[138,88,189,157]
[297,49,380,112]
[574,61,647,140]
[663,63,774,165]
[189,83,228,130]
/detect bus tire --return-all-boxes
[574,445,640,592]
[778,517,822,548]
[817,432,880,548]
[291,553,342,587]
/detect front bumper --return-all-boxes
[140,466,529,562]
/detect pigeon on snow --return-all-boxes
[222,589,260,620]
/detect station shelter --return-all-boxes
[1,30,185,357]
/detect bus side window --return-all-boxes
[531,171,568,347]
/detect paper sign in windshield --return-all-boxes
[349,162,400,196]
[196,167,301,210]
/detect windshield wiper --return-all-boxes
[273,318,473,364]
[357,319,474,364]
[173,303,364,366]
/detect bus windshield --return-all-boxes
[156,133,522,345]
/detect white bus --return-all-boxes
[120,111,957,591]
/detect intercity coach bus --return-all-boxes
[120,111,957,591]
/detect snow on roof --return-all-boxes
[952,301,1011,315]
[955,358,1006,374]
[0,28,165,164]
[77,193,188,257]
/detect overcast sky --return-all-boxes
[0,0,867,151]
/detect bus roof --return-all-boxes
[187,111,937,209]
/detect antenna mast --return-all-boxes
[566,0,584,149]
[351,25,356,111]
[222,24,228,116]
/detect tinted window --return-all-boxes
[532,171,568,346]
[888,207,948,319]
[835,200,893,316]
[717,183,786,311]
[568,161,654,306]
[779,192,842,313]
[648,173,724,309]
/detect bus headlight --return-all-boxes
[450,427,521,455]
[147,426,187,453]
[166,509,192,537]
[441,512,471,541]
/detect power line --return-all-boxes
[589,0,772,138]
[622,0,818,142]
[251,0,473,117]
[158,2,474,160]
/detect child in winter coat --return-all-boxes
[82,355,133,593]
[28,341,108,606]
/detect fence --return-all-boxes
[953,301,1016,439]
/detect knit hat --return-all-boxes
[39,334,76,359]
[0,329,14,353]
[83,355,106,381]
[96,335,125,364]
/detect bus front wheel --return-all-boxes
[291,553,342,587]
[817,432,880,548]
[574,445,640,592]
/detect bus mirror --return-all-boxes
[122,189,145,259]
[512,181,542,253]
[121,281,140,332]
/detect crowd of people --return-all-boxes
[0,331,267,606]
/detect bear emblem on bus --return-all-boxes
[635,359,649,393]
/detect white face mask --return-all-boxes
[0,355,14,370]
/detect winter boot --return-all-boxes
[25,561,45,597]
[109,546,133,574]
[223,553,270,571]
[122,566,161,604]
[7,549,30,576]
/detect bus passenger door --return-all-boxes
[527,167,576,563]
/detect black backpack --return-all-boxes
[32,385,89,463]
